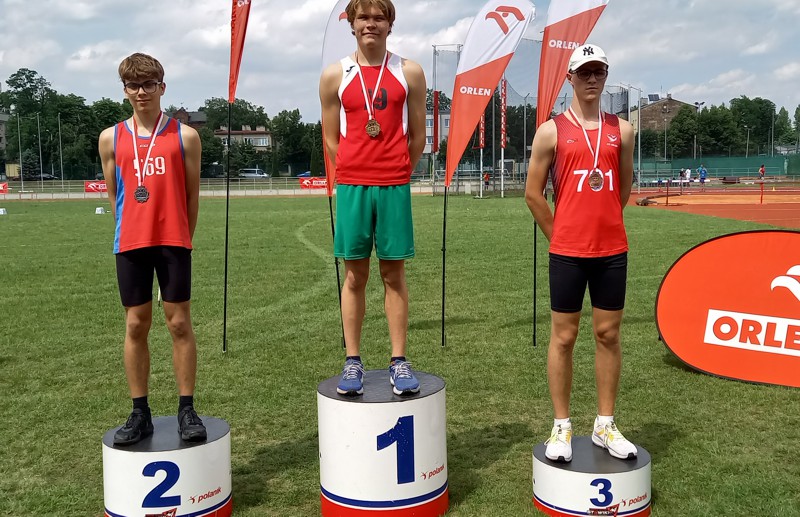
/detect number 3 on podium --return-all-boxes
[377,415,415,485]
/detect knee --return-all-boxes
[379,263,405,290]
[594,325,620,348]
[166,314,193,341]
[126,312,152,341]
[344,268,369,291]
[551,329,578,350]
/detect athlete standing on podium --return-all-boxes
[525,44,638,462]
[99,53,206,445]
[319,0,427,396]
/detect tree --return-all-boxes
[697,104,740,156]
[21,148,40,177]
[198,127,225,177]
[437,137,448,160]
[271,109,309,174]
[201,97,269,132]
[426,89,452,111]
[638,129,660,159]
[4,68,54,115]
[774,107,794,146]
[666,105,698,158]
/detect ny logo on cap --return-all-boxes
[583,46,594,56]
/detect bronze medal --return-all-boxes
[134,185,150,203]
[588,168,604,192]
[366,118,381,138]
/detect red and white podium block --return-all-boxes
[102,416,232,517]
[317,370,448,516]
[533,437,651,516]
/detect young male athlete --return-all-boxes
[319,0,427,396]
[525,44,637,462]
[98,53,206,445]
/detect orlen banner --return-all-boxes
[657,230,800,388]
[299,177,327,190]
[85,180,107,193]
[0,182,7,194]
[445,0,534,186]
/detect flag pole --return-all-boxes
[441,185,449,347]
[327,191,346,349]
[222,104,232,353]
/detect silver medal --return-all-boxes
[134,185,150,203]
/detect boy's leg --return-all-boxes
[341,258,371,357]
[379,259,408,358]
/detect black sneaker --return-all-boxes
[113,408,154,445]
[178,406,207,442]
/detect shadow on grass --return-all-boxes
[447,421,529,506]
[410,316,479,331]
[232,432,318,510]
[631,421,682,509]
[661,351,698,375]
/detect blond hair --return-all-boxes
[345,0,395,27]
[118,53,164,84]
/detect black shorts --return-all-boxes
[116,246,192,307]
[549,252,627,312]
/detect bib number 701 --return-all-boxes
[377,415,415,485]
[574,168,614,192]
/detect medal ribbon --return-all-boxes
[131,111,164,188]
[568,107,604,171]
[355,51,388,121]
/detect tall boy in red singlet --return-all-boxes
[98,53,206,445]
[525,44,637,462]
[319,0,427,396]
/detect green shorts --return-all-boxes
[334,184,415,260]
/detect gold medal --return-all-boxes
[588,168,604,191]
[366,118,381,138]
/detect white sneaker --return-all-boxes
[545,423,573,462]
[592,419,638,459]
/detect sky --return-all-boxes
[1,0,799,125]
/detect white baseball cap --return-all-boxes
[568,44,608,72]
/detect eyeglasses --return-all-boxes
[570,68,608,81]
[123,81,162,94]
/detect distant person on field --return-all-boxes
[319,0,427,396]
[759,164,765,180]
[98,53,206,445]
[525,44,637,463]
[684,167,691,186]
[484,172,490,190]
[699,164,707,190]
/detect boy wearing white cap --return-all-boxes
[525,44,637,462]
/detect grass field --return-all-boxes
[1,196,799,517]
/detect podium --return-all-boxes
[102,416,232,517]
[317,370,449,516]
[533,437,651,516]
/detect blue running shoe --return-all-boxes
[337,358,364,395]
[389,360,420,395]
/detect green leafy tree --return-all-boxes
[774,107,794,146]
[4,68,55,115]
[201,97,269,132]
[197,127,225,177]
[21,148,40,177]
[666,105,698,158]
[638,129,660,159]
[271,109,309,174]
[426,89,452,111]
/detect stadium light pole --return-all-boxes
[661,105,670,162]
[16,111,25,192]
[58,112,64,189]
[621,83,643,189]
[693,102,705,160]
[37,113,44,190]
[744,125,751,158]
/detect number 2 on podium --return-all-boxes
[377,415,415,485]
[142,461,181,508]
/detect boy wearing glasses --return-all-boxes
[525,44,637,462]
[98,53,205,445]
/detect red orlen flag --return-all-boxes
[500,79,507,149]
[536,0,609,128]
[479,114,485,149]
[84,180,107,193]
[445,0,534,187]
[229,0,252,104]
[321,0,354,196]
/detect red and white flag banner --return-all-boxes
[0,182,7,194]
[535,0,609,128]
[229,0,252,104]
[479,114,485,149]
[500,79,507,149]
[84,180,107,193]
[445,0,534,186]
[299,177,329,189]
[321,0,354,197]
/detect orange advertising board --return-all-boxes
[656,230,800,388]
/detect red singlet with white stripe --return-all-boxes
[549,112,628,258]
[335,52,411,186]
[112,117,192,254]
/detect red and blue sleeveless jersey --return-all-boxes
[112,117,192,253]
[335,52,411,186]
[549,112,628,258]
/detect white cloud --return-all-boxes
[774,63,800,81]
